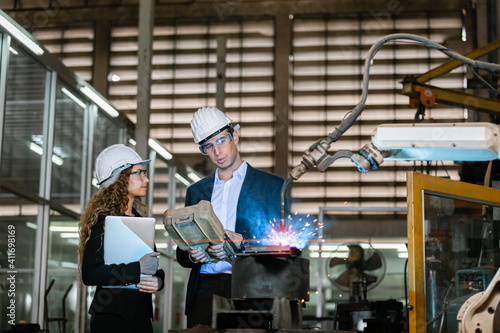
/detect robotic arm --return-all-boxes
[280,122,500,232]
[279,33,500,232]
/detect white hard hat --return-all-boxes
[190,106,240,144]
[94,144,150,188]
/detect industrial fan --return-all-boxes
[326,243,386,302]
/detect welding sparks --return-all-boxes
[259,212,319,249]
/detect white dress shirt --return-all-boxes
[200,161,247,274]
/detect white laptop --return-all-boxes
[103,216,156,289]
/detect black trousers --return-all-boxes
[187,273,232,328]
[90,313,153,333]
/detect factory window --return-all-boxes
[2,41,48,197]
[32,24,94,81]
[50,83,87,211]
[108,19,276,178]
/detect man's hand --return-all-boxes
[224,230,243,250]
[189,249,208,263]
[206,243,228,260]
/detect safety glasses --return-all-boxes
[130,169,148,180]
[199,132,233,155]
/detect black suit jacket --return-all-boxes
[82,210,165,322]
[176,163,283,315]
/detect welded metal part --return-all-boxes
[238,245,301,257]
[231,255,310,301]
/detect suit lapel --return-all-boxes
[239,164,254,199]
[235,164,254,235]
[203,173,215,200]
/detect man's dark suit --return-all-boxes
[176,163,283,326]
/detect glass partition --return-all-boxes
[407,172,500,333]
[0,196,39,330]
[1,42,47,195]
[423,195,498,332]
[171,258,188,329]
[151,159,169,332]
[46,214,79,333]
[0,14,195,331]
[169,177,189,329]
[150,159,170,218]
[51,82,87,213]
[90,113,125,196]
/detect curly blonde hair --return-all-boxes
[77,166,148,278]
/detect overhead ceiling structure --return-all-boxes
[2,0,495,234]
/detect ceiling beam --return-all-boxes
[4,0,470,25]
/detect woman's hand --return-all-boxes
[137,276,159,293]
[139,252,160,274]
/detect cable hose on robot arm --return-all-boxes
[279,33,500,228]
[327,33,500,144]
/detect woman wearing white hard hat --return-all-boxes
[78,144,164,333]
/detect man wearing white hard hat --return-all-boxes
[78,144,165,332]
[176,107,284,327]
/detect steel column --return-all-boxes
[136,0,155,159]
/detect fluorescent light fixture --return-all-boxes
[61,261,78,269]
[79,86,119,117]
[9,47,18,55]
[50,226,79,232]
[109,74,121,82]
[156,243,168,248]
[309,243,407,252]
[30,142,43,155]
[65,239,79,246]
[52,155,63,166]
[155,224,165,230]
[0,13,44,55]
[148,138,172,160]
[30,142,64,165]
[188,171,201,182]
[60,233,79,238]
[61,87,86,109]
[370,243,407,252]
[26,222,37,229]
[175,173,191,187]
[310,252,348,258]
[309,245,350,252]
[129,138,137,146]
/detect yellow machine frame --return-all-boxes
[406,172,500,332]
[401,39,500,116]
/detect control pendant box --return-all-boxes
[163,200,238,262]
